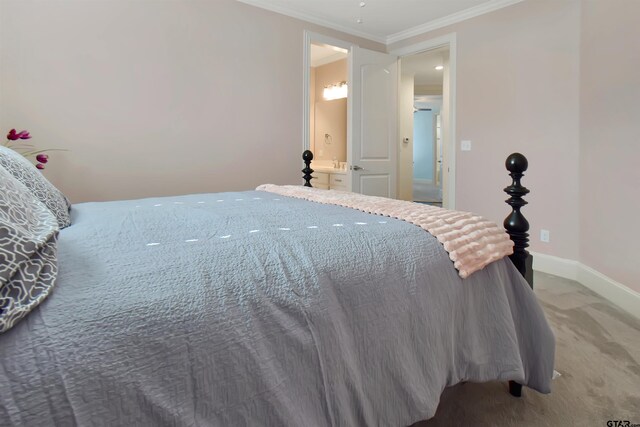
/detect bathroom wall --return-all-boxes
[313,59,347,162]
[314,100,346,162]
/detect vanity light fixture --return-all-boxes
[323,81,348,100]
[435,65,444,71]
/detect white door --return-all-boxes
[348,47,398,198]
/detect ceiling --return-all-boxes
[311,44,348,67]
[236,0,523,44]
[402,47,446,109]
[402,46,448,86]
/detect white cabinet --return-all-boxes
[312,171,347,191]
[329,174,347,191]
[312,172,329,190]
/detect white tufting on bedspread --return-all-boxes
[257,184,514,278]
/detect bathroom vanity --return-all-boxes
[311,167,347,191]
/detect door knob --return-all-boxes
[351,165,363,171]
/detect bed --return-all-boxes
[0,151,555,426]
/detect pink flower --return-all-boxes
[36,154,49,164]
[36,163,45,170]
[6,129,31,140]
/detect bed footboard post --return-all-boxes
[504,153,533,288]
[302,150,314,187]
[509,381,523,397]
[504,153,532,399]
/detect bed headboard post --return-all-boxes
[504,153,533,288]
[302,150,314,187]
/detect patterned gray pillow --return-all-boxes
[0,145,71,228]
[0,166,59,334]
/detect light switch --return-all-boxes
[461,140,472,151]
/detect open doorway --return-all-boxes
[303,32,351,191]
[393,35,456,209]
[303,31,399,199]
[308,42,348,188]
[405,47,447,206]
[413,109,443,205]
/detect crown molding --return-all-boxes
[238,0,524,47]
[235,0,387,44]
[386,0,525,45]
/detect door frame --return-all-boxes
[389,33,457,209]
[302,31,352,153]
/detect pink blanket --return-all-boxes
[256,184,514,278]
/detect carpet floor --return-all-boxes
[413,271,640,426]
[413,181,442,204]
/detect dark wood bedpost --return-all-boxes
[503,153,533,288]
[302,150,314,187]
[504,152,533,399]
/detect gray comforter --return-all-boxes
[0,190,555,426]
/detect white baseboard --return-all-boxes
[531,252,579,280]
[531,252,640,319]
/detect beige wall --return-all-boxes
[389,0,582,261]
[390,0,638,292]
[2,0,635,291]
[0,0,383,202]
[312,59,347,162]
[579,0,640,292]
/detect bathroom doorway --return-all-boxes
[309,42,348,173]
[303,31,399,198]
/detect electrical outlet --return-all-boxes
[540,229,550,243]
[461,140,472,151]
